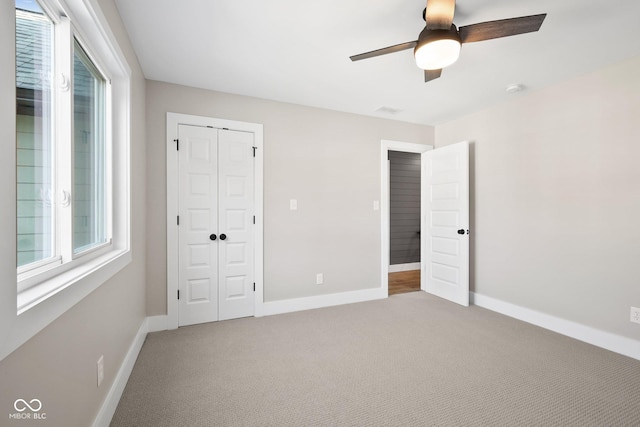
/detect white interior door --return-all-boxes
[218,129,255,320]
[421,141,469,306]
[178,126,255,326]
[178,125,219,325]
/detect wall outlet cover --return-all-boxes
[631,307,640,324]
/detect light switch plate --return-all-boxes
[290,199,298,210]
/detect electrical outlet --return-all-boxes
[97,355,104,387]
[631,307,640,324]
[316,273,323,285]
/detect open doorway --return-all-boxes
[382,140,470,305]
[388,150,421,295]
[380,140,432,296]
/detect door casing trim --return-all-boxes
[166,112,264,329]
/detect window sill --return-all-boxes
[17,248,130,314]
[0,247,131,362]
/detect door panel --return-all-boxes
[178,126,255,324]
[218,129,255,320]
[421,141,469,306]
[178,125,219,325]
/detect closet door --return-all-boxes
[217,129,255,320]
[178,125,219,326]
[178,126,255,326]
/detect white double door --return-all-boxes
[178,124,255,326]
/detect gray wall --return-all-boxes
[0,0,147,424]
[145,81,434,312]
[436,54,640,341]
[389,151,421,265]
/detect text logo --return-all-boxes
[9,399,46,421]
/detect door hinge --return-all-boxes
[177,215,179,225]
[253,283,255,292]
[174,139,179,150]
[252,146,257,157]
[253,215,255,224]
[177,290,180,300]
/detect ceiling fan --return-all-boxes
[350,0,547,82]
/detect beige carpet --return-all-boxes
[111,292,640,426]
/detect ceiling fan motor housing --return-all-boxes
[414,24,462,70]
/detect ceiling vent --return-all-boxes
[506,83,526,94]
[376,106,403,115]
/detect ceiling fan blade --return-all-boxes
[425,0,456,30]
[350,41,417,61]
[424,69,442,82]
[459,14,546,43]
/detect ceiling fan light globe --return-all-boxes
[414,25,462,70]
[415,39,461,70]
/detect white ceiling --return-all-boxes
[113,0,640,125]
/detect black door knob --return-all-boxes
[219,234,227,241]
[457,229,465,235]
[209,234,217,241]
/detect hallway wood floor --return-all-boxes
[388,270,420,295]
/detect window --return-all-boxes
[2,0,130,362]
[13,0,130,313]
[16,0,112,290]
[16,0,54,268]
[73,39,107,254]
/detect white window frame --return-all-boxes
[1,0,131,362]
[17,16,114,293]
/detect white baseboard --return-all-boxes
[263,287,387,316]
[93,318,149,427]
[147,288,387,330]
[147,315,169,332]
[471,292,640,361]
[388,263,420,273]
